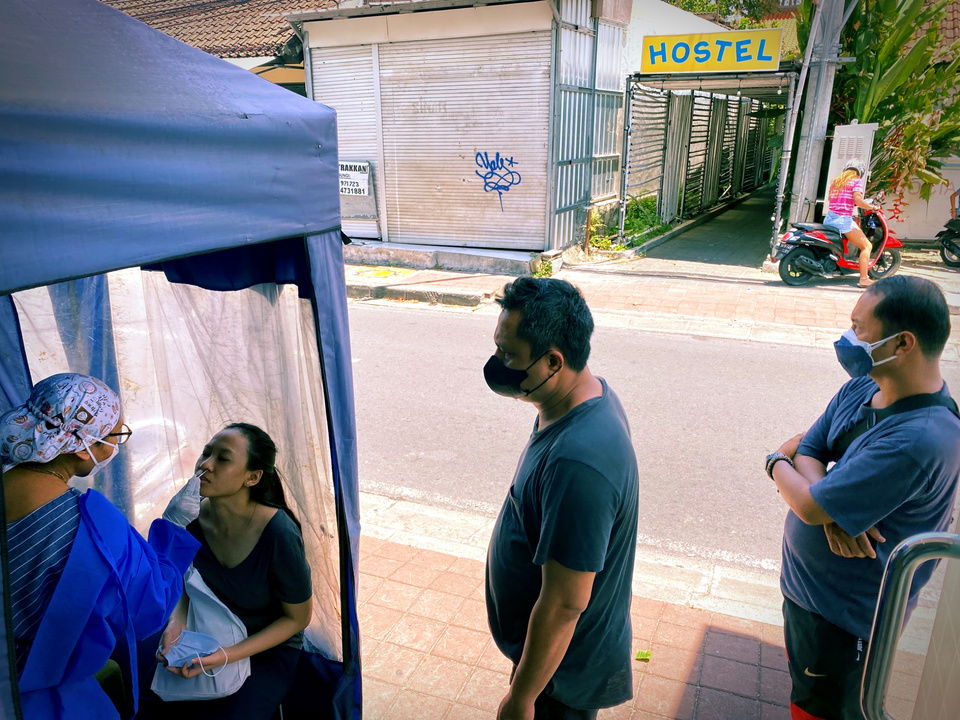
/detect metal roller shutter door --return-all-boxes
[311,45,381,239]
[378,33,551,250]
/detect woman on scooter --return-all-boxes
[824,159,881,287]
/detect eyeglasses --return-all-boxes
[104,424,133,445]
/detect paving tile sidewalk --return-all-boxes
[345,254,960,362]
[358,536,927,720]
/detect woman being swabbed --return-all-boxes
[1,373,198,720]
[824,159,882,288]
[142,423,312,720]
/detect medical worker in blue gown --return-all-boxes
[1,373,200,720]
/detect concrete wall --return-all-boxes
[303,2,553,47]
[888,158,960,241]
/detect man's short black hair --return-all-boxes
[867,276,951,358]
[497,277,594,371]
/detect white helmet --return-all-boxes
[843,159,866,177]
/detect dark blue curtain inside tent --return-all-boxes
[0,0,360,716]
[0,297,31,414]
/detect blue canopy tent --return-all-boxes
[0,1,360,718]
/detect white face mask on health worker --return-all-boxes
[80,436,120,478]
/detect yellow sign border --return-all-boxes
[641,29,783,74]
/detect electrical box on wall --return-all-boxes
[824,121,879,214]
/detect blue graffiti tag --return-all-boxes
[475,152,521,211]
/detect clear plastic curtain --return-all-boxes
[12,268,342,660]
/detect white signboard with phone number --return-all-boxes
[339,162,369,196]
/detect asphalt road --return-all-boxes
[349,302,960,572]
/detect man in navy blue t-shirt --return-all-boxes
[483,278,639,720]
[766,276,960,720]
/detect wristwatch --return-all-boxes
[765,452,794,480]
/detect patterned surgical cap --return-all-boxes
[0,373,121,472]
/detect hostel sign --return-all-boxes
[641,29,782,74]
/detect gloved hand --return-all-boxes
[162,473,202,526]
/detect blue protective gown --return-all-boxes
[16,490,199,719]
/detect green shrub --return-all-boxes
[584,197,671,251]
[532,260,553,278]
[622,196,671,247]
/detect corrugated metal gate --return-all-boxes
[621,82,776,230]
[378,33,552,248]
[551,0,624,250]
[310,45,381,239]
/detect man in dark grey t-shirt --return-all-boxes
[483,277,639,720]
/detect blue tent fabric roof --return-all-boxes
[0,1,358,717]
[0,0,341,295]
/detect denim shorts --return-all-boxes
[823,211,854,234]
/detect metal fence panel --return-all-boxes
[661,92,692,223]
[718,99,740,200]
[681,90,712,218]
[702,96,728,208]
[624,84,669,202]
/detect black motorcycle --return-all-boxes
[936,219,960,268]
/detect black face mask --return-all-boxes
[483,351,558,398]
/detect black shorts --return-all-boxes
[534,692,598,720]
[782,597,866,720]
[510,665,600,720]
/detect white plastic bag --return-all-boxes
[150,566,250,701]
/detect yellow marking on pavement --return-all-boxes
[349,266,417,279]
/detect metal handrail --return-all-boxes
[861,532,960,720]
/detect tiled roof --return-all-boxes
[757,17,799,60]
[938,1,960,59]
[104,0,335,58]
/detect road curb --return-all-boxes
[346,282,489,307]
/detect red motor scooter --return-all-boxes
[773,197,903,286]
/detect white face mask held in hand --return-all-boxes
[162,471,204,526]
[163,630,227,676]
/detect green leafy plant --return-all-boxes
[532,260,553,278]
[663,0,780,25]
[798,0,960,216]
[621,196,672,246]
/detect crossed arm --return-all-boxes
[498,558,595,720]
[772,434,885,559]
